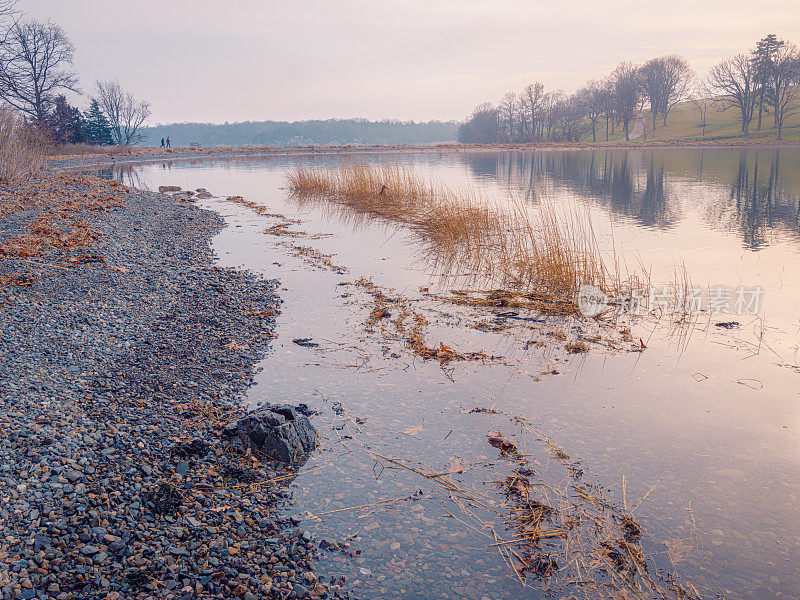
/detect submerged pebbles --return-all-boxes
[0,175,347,599]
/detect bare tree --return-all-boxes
[540,90,564,139]
[766,42,800,140]
[611,62,640,141]
[554,94,588,142]
[457,102,498,143]
[639,55,694,134]
[600,77,615,140]
[577,80,605,143]
[707,54,758,134]
[520,82,543,141]
[516,93,531,139]
[497,91,517,142]
[660,55,694,125]
[95,79,151,146]
[690,84,713,137]
[639,58,665,132]
[0,19,79,123]
[0,0,18,35]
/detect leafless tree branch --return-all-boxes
[0,19,79,123]
[706,53,758,134]
[95,79,151,145]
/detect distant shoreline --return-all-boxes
[48,138,800,172]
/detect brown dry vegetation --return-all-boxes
[0,174,127,289]
[0,108,46,182]
[44,143,133,157]
[288,160,644,311]
[355,277,495,365]
[326,405,707,599]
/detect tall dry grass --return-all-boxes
[288,160,638,304]
[0,108,45,182]
[44,143,132,157]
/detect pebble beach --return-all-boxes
[0,168,348,599]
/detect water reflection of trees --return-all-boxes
[462,149,800,249]
[93,165,151,189]
[727,150,799,250]
[466,151,677,229]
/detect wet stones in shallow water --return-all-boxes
[172,191,197,202]
[296,402,319,416]
[224,404,317,464]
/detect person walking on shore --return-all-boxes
[166,137,171,148]
[160,138,165,148]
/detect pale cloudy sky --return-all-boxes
[22,0,800,124]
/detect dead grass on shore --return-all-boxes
[288,160,642,313]
[0,174,127,290]
[44,143,132,157]
[0,108,46,182]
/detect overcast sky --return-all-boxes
[22,0,800,124]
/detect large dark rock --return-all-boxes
[223,404,316,464]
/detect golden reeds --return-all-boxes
[288,160,641,309]
[0,108,45,182]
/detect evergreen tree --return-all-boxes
[752,34,784,130]
[48,95,88,144]
[83,99,114,145]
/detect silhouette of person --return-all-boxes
[160,138,165,148]
[166,137,171,148]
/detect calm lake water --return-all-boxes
[103,148,800,599]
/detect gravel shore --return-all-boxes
[0,173,346,599]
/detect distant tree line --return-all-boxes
[0,2,150,147]
[459,34,800,143]
[138,118,459,148]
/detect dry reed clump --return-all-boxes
[355,277,495,365]
[288,160,641,311]
[0,108,46,182]
[485,424,702,599]
[433,288,581,317]
[287,243,348,274]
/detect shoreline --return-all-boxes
[0,173,346,599]
[7,146,797,600]
[46,137,800,172]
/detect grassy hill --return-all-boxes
[594,98,800,144]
